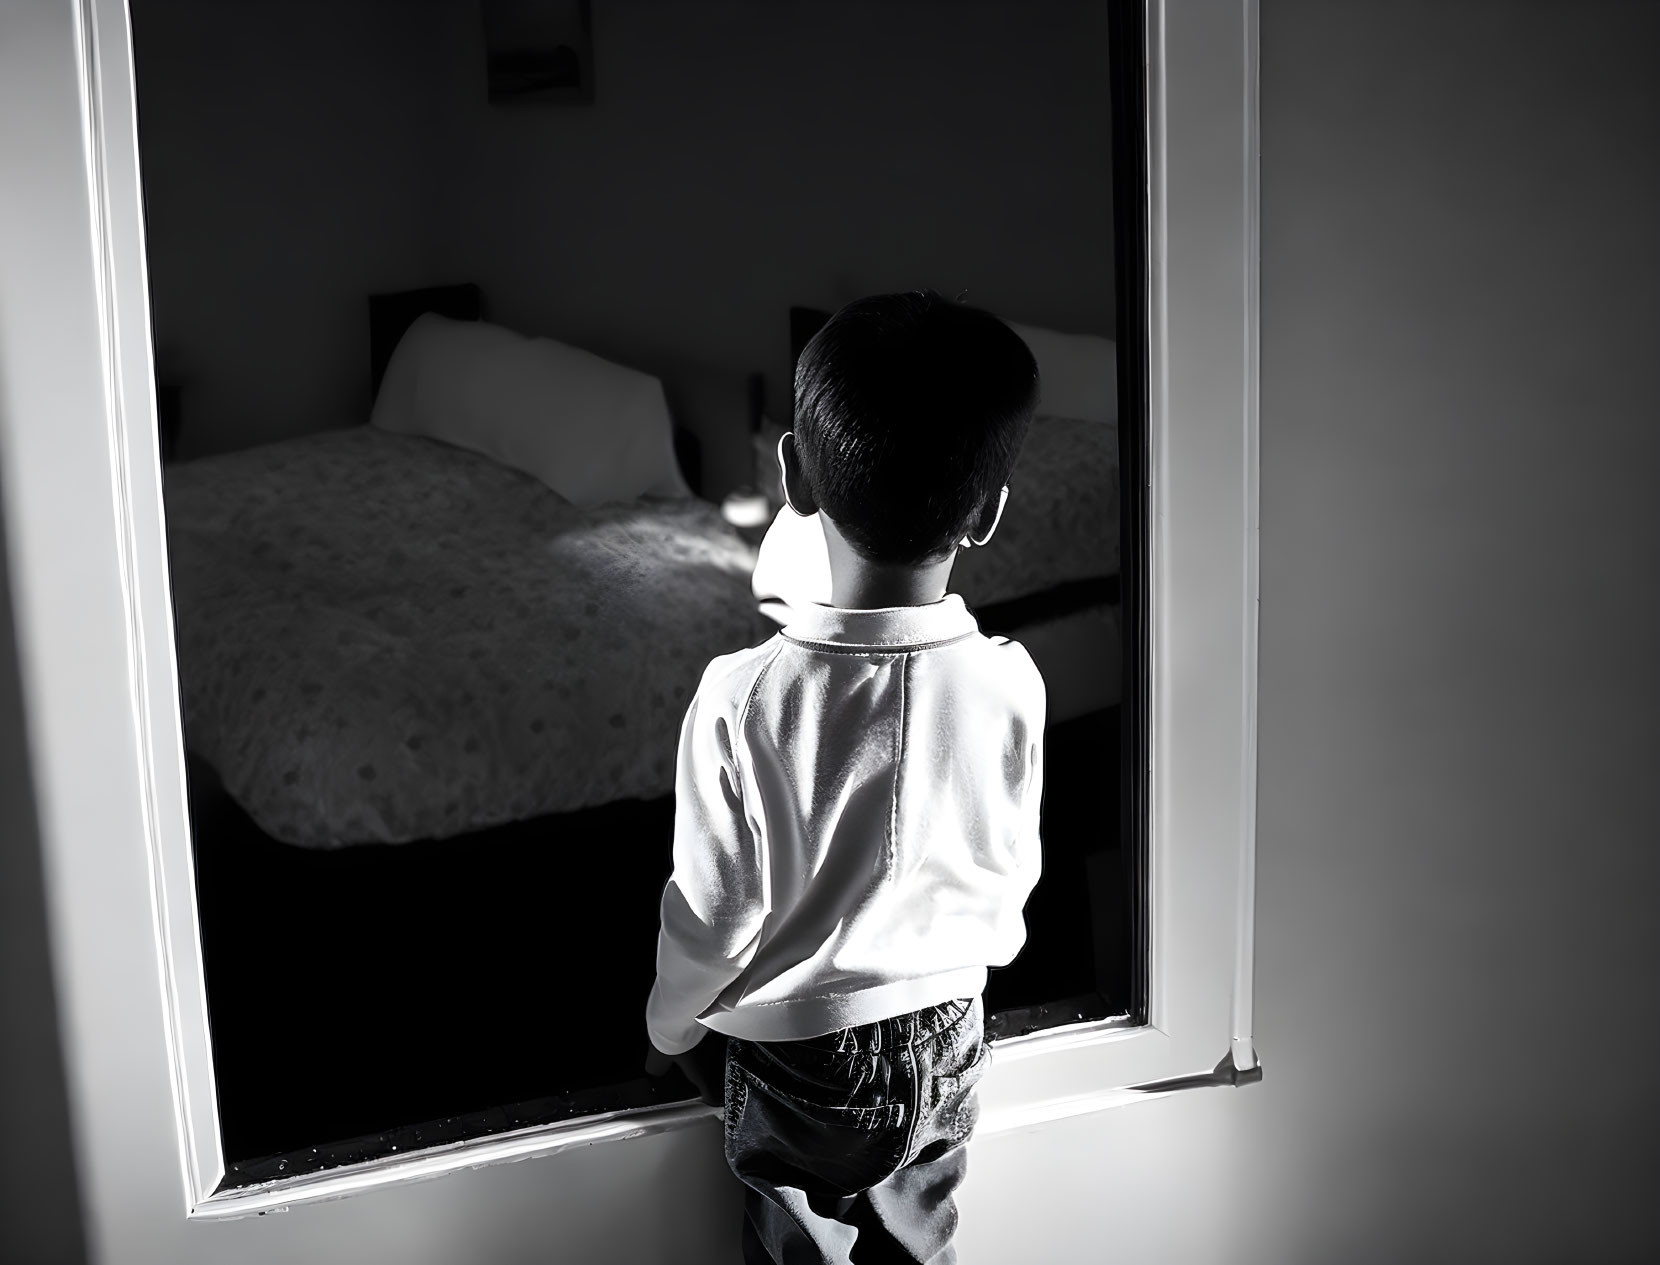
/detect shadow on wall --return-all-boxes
[0,446,90,1265]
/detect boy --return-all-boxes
[645,290,1045,1265]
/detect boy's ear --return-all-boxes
[961,485,1010,549]
[777,432,818,516]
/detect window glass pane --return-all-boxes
[127,0,1144,1183]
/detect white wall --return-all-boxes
[0,496,87,1265]
[4,1,1656,1262]
[1242,1,1658,1254]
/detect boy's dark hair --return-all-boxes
[793,290,1040,565]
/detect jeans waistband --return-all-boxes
[796,996,977,1054]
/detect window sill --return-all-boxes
[184,1010,1254,1222]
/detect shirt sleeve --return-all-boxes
[1013,719,1045,903]
[645,676,769,1056]
[989,649,1046,967]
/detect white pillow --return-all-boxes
[370,314,689,505]
[1007,320,1118,425]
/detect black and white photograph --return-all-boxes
[1,2,1655,1263]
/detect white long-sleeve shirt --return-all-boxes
[646,594,1045,1055]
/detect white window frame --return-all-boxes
[0,0,1258,1232]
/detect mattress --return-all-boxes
[164,426,771,848]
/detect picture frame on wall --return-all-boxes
[482,0,595,105]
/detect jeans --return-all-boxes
[722,995,991,1265]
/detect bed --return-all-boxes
[165,286,773,848]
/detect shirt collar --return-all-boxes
[781,593,979,651]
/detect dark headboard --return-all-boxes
[368,283,483,403]
[788,305,833,425]
[366,282,710,498]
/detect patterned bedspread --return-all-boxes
[164,427,770,848]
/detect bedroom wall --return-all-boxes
[422,0,1117,496]
[133,0,1115,484]
[132,0,447,460]
[4,1,1657,1263]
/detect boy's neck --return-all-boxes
[821,514,957,610]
